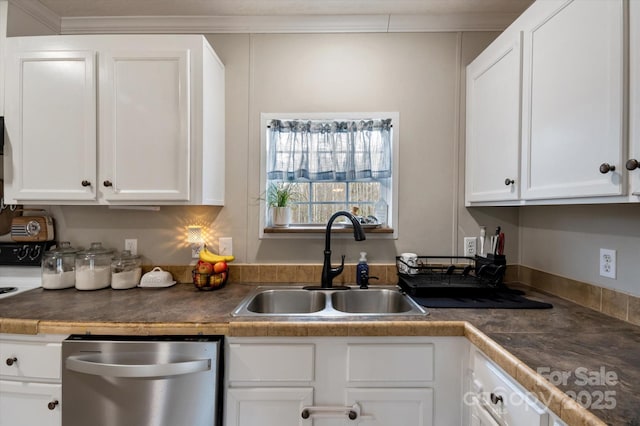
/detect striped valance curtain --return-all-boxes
[267,119,392,181]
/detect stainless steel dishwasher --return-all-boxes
[62,335,223,426]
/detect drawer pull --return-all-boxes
[6,357,17,366]
[48,400,59,410]
[301,404,364,421]
[490,392,503,405]
[626,159,639,171]
[504,178,515,186]
[81,180,91,187]
[103,180,113,187]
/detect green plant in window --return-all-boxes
[266,182,300,207]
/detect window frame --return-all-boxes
[259,112,400,239]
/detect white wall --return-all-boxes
[519,205,640,297]
[0,1,6,117]
[10,32,508,266]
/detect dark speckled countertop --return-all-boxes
[0,282,639,425]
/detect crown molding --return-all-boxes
[9,0,60,33]
[60,13,515,35]
[388,12,520,32]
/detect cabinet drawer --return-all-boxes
[472,350,549,425]
[347,343,434,382]
[0,341,62,380]
[228,344,315,382]
[0,380,61,426]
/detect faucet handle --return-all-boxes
[332,255,346,275]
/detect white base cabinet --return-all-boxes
[0,334,67,426]
[468,345,566,426]
[225,336,467,426]
[0,381,61,426]
[3,34,224,206]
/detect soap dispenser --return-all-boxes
[356,252,369,288]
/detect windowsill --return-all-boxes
[264,226,394,234]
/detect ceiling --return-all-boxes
[37,0,534,18]
[11,0,535,34]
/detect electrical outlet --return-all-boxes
[599,248,616,279]
[192,245,203,259]
[464,237,477,257]
[219,237,233,256]
[124,239,138,255]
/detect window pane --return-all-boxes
[313,204,347,224]
[349,182,381,202]
[290,204,309,223]
[313,182,347,202]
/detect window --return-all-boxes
[260,113,399,237]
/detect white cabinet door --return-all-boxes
[226,387,313,426]
[629,0,640,197]
[465,32,522,203]
[4,50,97,201]
[345,388,433,426]
[521,0,625,200]
[0,380,61,426]
[99,50,190,201]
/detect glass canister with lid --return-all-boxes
[75,242,113,290]
[41,241,79,289]
[111,250,142,290]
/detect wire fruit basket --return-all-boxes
[192,270,228,291]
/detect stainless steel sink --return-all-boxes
[246,289,326,314]
[232,286,428,317]
[331,289,416,314]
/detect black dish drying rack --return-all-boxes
[396,255,507,297]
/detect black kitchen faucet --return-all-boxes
[308,211,366,290]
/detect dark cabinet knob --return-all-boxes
[81,180,91,187]
[599,163,616,174]
[626,159,639,171]
[103,180,113,187]
[504,178,515,186]
[490,393,503,405]
[47,400,59,410]
[301,409,310,419]
[348,410,358,420]
[6,357,17,366]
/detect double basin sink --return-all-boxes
[232,286,428,317]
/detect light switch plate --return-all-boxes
[219,237,233,256]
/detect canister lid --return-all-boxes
[112,250,140,261]
[77,242,113,257]
[45,241,79,256]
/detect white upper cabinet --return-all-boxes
[3,35,225,205]
[99,50,190,202]
[465,0,634,205]
[521,0,625,200]
[465,31,522,203]
[4,50,97,201]
[630,0,640,197]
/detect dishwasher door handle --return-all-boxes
[66,356,211,378]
